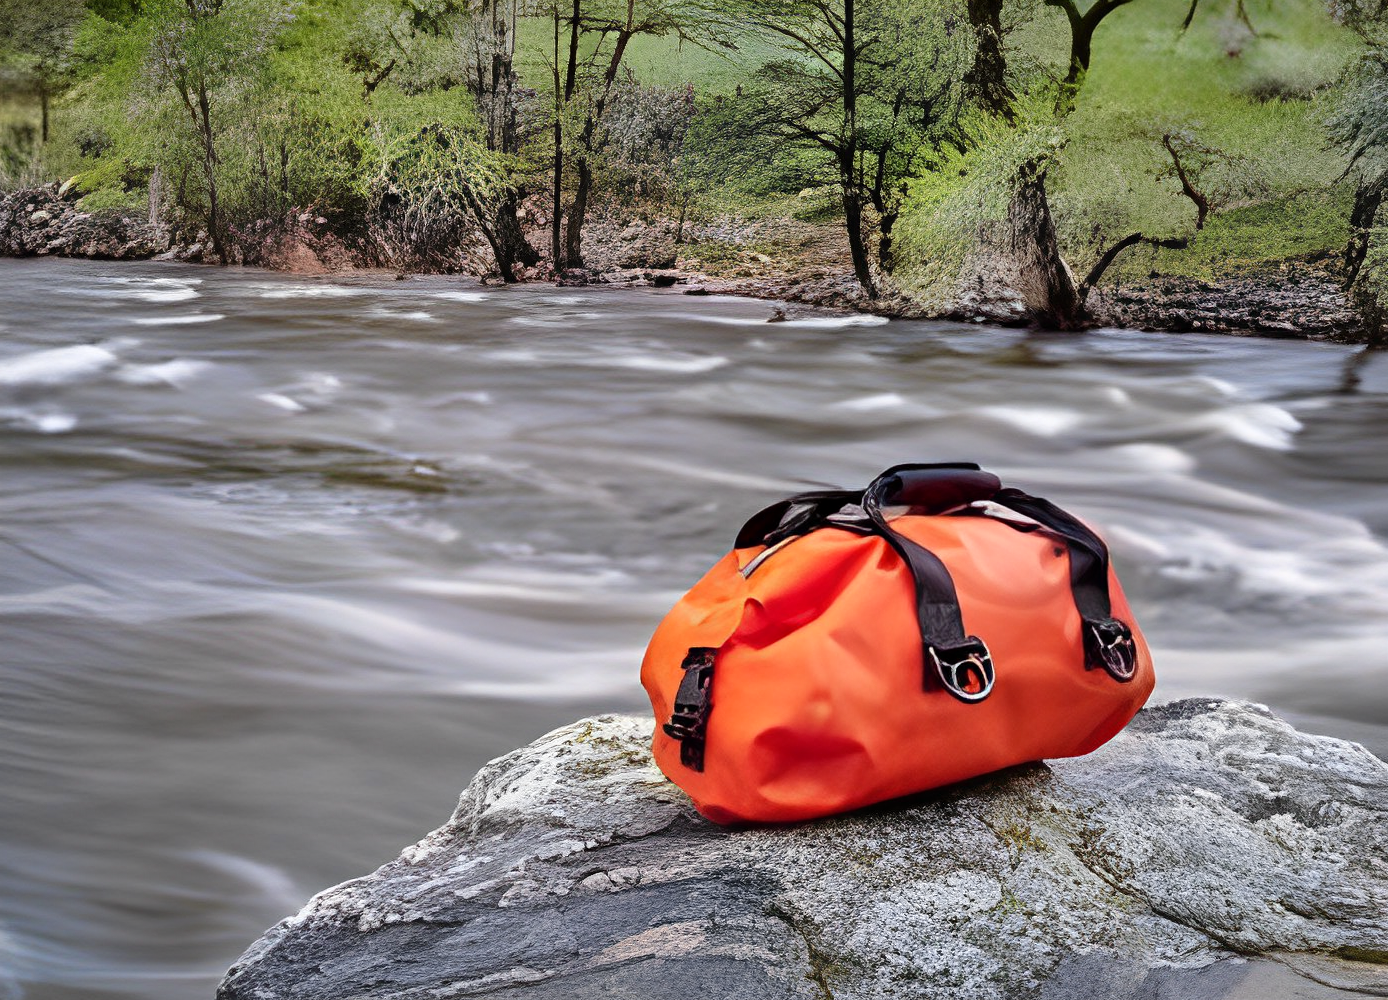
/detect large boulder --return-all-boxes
[218,700,1388,999]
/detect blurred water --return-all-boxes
[1,257,1385,1000]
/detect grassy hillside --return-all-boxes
[2,0,1379,328]
[503,0,1366,288]
[1046,0,1361,281]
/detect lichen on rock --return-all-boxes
[220,699,1388,998]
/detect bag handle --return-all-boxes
[862,465,1001,702]
[989,488,1138,682]
[728,463,1138,695]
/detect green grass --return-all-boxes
[1044,0,1363,280]
[511,19,783,95]
[510,0,1366,289]
[1,94,42,185]
[1111,187,1352,280]
[5,0,1371,299]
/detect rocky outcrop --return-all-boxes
[0,183,170,260]
[218,700,1388,1000]
[1089,263,1367,343]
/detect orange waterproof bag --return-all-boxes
[641,463,1154,824]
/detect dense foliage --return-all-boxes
[0,0,1383,330]
[1329,36,1388,338]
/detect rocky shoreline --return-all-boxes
[216,699,1388,1000]
[0,182,1371,343]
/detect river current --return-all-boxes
[1,257,1386,999]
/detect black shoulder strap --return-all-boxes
[991,488,1110,620]
[733,463,992,550]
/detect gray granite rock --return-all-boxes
[218,699,1388,999]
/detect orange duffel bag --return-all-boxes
[641,463,1155,824]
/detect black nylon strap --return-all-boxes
[862,466,1000,702]
[723,465,1134,713]
[733,489,862,550]
[990,488,1112,621]
[864,481,968,646]
[990,487,1138,682]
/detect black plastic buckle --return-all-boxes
[926,637,995,703]
[662,647,716,771]
[1084,618,1137,682]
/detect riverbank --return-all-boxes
[0,182,1371,343]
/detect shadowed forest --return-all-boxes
[2,0,1387,334]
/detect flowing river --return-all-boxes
[2,257,1386,1000]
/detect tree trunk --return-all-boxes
[40,84,50,144]
[148,165,164,226]
[565,156,591,267]
[1067,29,1093,89]
[1006,158,1083,327]
[492,192,539,281]
[560,5,635,272]
[964,0,1015,120]
[877,211,898,273]
[551,6,565,269]
[1345,176,1385,291]
[1346,177,1387,346]
[1046,0,1132,114]
[842,184,876,297]
[837,0,877,299]
[195,80,227,266]
[564,0,581,101]
[1162,133,1209,230]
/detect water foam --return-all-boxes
[486,346,728,375]
[975,405,1084,437]
[605,353,729,374]
[367,308,437,322]
[0,408,78,433]
[94,276,201,303]
[131,313,225,327]
[833,392,907,411]
[1102,443,1197,474]
[116,359,214,388]
[1108,487,1388,618]
[1191,403,1302,451]
[0,345,118,387]
[258,393,306,413]
[509,312,606,328]
[254,284,369,299]
[433,291,490,303]
[683,312,889,329]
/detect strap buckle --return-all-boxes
[1084,618,1137,682]
[927,637,995,703]
[662,647,716,771]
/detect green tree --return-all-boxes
[1329,48,1388,343]
[1042,0,1138,110]
[0,0,85,143]
[344,0,540,280]
[1073,126,1268,302]
[728,0,970,298]
[550,0,729,269]
[146,0,288,263]
[954,0,1184,326]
